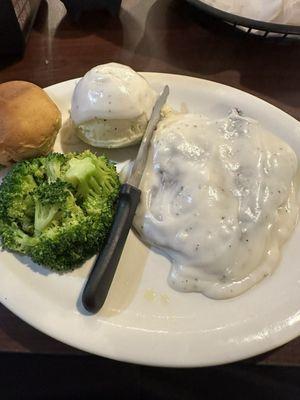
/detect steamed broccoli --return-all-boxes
[0,150,120,271]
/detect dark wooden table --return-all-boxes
[1,0,300,366]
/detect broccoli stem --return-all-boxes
[34,204,59,236]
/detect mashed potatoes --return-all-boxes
[70,63,157,148]
[134,110,299,299]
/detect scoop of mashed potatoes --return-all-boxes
[134,110,299,299]
[70,63,157,148]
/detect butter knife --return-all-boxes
[82,85,169,313]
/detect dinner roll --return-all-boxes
[0,81,61,166]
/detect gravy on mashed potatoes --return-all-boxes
[134,110,299,299]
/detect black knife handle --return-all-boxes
[82,183,141,313]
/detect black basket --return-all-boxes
[187,0,300,37]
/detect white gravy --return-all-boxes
[134,110,299,299]
[71,63,157,124]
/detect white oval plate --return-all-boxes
[1,73,300,368]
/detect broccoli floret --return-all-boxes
[42,152,66,183]
[0,150,120,271]
[33,180,74,235]
[30,215,108,271]
[0,161,38,235]
[0,222,37,254]
[64,152,120,211]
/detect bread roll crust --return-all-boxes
[0,81,61,165]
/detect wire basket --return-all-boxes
[187,0,300,37]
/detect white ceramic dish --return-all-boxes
[1,73,300,367]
